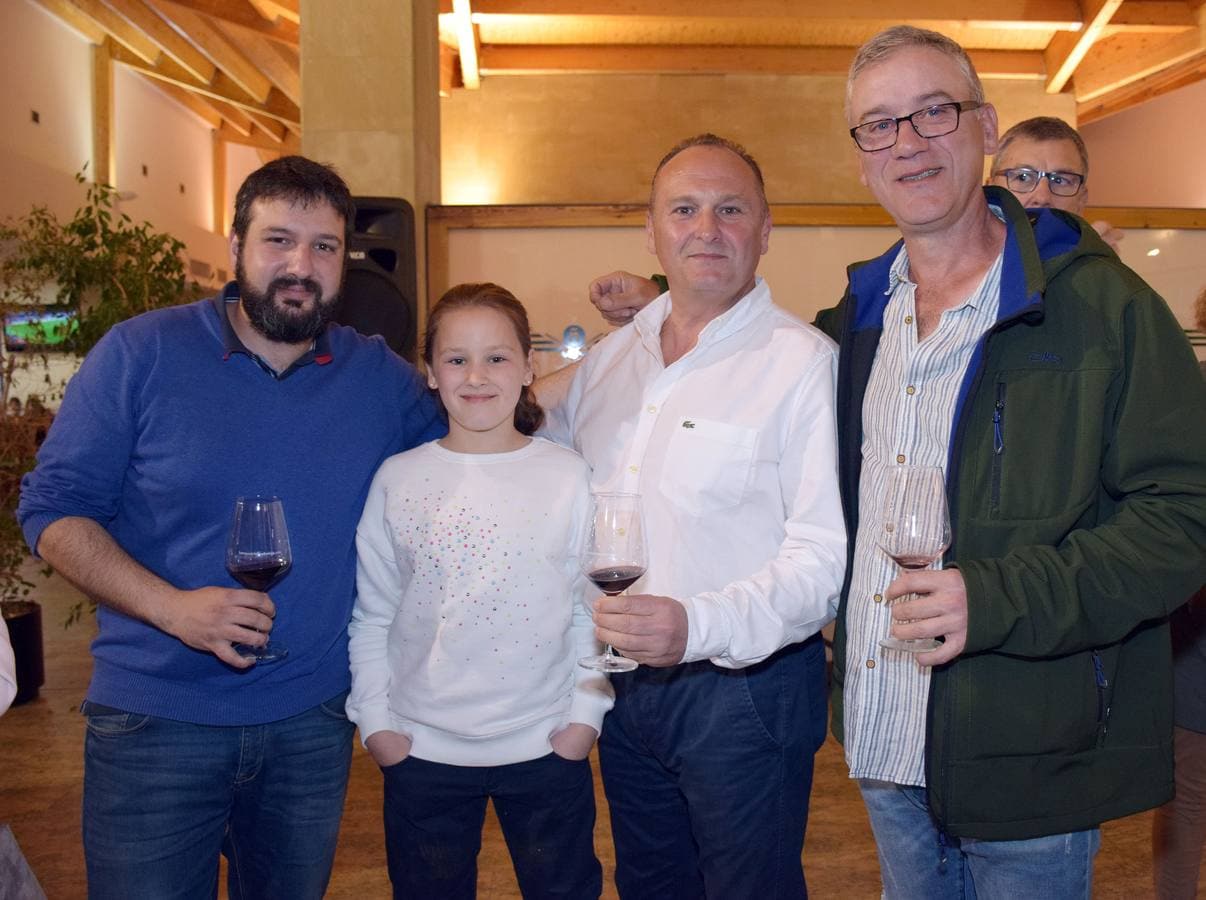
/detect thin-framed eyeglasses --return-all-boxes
[992,167,1085,197]
[849,101,982,152]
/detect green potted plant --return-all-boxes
[0,170,199,702]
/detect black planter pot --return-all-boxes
[3,600,44,705]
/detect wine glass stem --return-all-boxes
[603,589,626,661]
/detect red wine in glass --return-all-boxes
[226,496,292,663]
[877,466,950,653]
[588,565,646,595]
[578,493,647,674]
[886,554,934,571]
[228,558,291,592]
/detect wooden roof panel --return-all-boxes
[29,0,1206,153]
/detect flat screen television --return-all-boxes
[3,310,75,351]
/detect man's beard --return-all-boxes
[236,258,340,344]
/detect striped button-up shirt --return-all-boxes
[844,236,1004,786]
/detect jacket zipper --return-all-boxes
[990,382,1006,513]
[1092,651,1111,746]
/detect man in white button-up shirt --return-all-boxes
[541,134,846,898]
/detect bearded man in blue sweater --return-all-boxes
[18,156,444,898]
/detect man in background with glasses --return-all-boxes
[823,24,1206,897]
[989,116,1124,251]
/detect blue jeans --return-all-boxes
[858,780,1100,899]
[381,752,601,899]
[81,691,355,900]
[599,635,828,899]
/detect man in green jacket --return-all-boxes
[824,24,1206,897]
[584,22,1206,900]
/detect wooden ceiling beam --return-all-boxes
[460,0,1083,27]
[102,0,217,83]
[478,44,854,76]
[212,128,227,236]
[1105,1,1199,34]
[109,41,300,126]
[1077,50,1206,121]
[92,40,115,187]
[218,24,300,104]
[158,0,297,46]
[151,1,273,102]
[1044,0,1125,93]
[476,44,1045,78]
[216,120,293,152]
[147,76,296,157]
[247,0,298,24]
[32,0,107,43]
[66,0,163,64]
[1073,18,1206,100]
[452,0,482,89]
[207,98,256,136]
[244,110,287,143]
[440,41,462,95]
[154,80,225,128]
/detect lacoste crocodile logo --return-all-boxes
[1027,351,1063,364]
[681,420,695,429]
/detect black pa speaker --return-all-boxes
[336,196,418,362]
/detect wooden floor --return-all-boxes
[0,570,1184,898]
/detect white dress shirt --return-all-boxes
[542,278,846,667]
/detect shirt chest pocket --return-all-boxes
[658,417,758,517]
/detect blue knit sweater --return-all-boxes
[18,288,444,725]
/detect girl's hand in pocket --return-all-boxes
[366,730,413,767]
[550,723,598,760]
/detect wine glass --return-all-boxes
[877,465,951,653]
[226,495,292,663]
[578,492,647,673]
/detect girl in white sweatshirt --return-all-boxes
[348,282,612,898]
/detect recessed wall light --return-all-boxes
[1147,248,1160,257]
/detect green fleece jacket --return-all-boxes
[823,187,1206,841]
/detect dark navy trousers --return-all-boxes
[381,752,602,899]
[599,634,828,899]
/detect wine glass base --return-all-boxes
[234,641,289,663]
[578,653,638,673]
[879,637,941,653]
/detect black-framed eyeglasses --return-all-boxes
[992,167,1085,197]
[849,101,982,152]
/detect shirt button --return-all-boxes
[628,465,639,474]
[646,405,657,414]
[896,454,906,464]
[866,659,876,669]
[905,385,916,396]
[873,593,883,603]
[905,315,914,325]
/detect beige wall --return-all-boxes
[443,220,1206,374]
[1081,79,1206,209]
[440,74,1076,205]
[0,0,239,276]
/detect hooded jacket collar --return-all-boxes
[845,185,1110,337]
